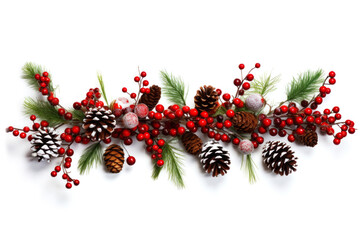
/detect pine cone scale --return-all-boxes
[104,144,125,173]
[194,85,220,113]
[232,111,258,133]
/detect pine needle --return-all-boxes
[22,62,55,92]
[152,138,185,188]
[71,109,86,122]
[250,74,281,97]
[78,142,103,175]
[97,73,109,106]
[286,69,324,103]
[160,71,188,106]
[243,154,257,184]
[23,98,66,126]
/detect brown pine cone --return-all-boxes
[298,129,318,147]
[103,144,124,173]
[138,85,161,111]
[231,111,258,133]
[194,85,220,114]
[181,132,203,155]
[82,107,116,141]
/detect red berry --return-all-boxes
[304,108,312,115]
[134,76,140,82]
[216,122,223,129]
[295,116,303,124]
[262,118,272,127]
[323,109,331,115]
[332,106,340,113]
[288,107,298,114]
[40,120,49,128]
[329,78,336,85]
[280,105,288,113]
[41,88,49,95]
[64,112,72,120]
[288,134,295,142]
[348,127,355,134]
[226,109,235,118]
[33,123,40,130]
[329,71,336,78]
[306,116,315,123]
[242,82,250,90]
[75,136,82,143]
[30,115,36,121]
[269,128,277,136]
[186,121,195,129]
[154,112,162,120]
[224,120,232,128]
[64,162,71,168]
[232,138,240,145]
[296,128,305,135]
[319,86,327,93]
[58,148,65,155]
[170,104,180,111]
[222,93,231,101]
[335,132,343,139]
[35,74,41,80]
[23,126,30,132]
[130,93,136,99]
[315,97,323,104]
[255,63,261,68]
[72,126,80,135]
[66,149,74,156]
[136,133,144,141]
[198,119,207,127]
[182,106,190,113]
[156,159,164,167]
[51,171,57,177]
[189,109,199,117]
[216,89,222,96]
[127,156,136,165]
[333,138,340,145]
[122,87,127,92]
[42,72,49,77]
[214,133,221,141]
[20,132,27,138]
[55,166,61,172]
[233,78,241,86]
[239,64,245,69]
[157,139,165,147]
[258,126,267,134]
[51,98,59,106]
[142,80,149,86]
[221,134,229,142]
[124,138,133,145]
[328,116,335,124]
[335,113,341,120]
[246,74,254,81]
[256,136,264,144]
[141,71,147,77]
[200,111,209,118]
[66,183,72,189]
[74,179,80,186]
[155,104,164,112]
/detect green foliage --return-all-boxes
[152,138,185,188]
[24,98,66,126]
[97,73,109,106]
[22,62,55,92]
[286,69,324,103]
[78,142,104,175]
[241,154,257,184]
[71,109,86,122]
[160,71,188,106]
[213,105,227,116]
[250,74,281,97]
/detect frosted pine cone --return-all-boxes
[262,141,298,176]
[30,127,62,162]
[83,107,116,141]
[199,140,231,177]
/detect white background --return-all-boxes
[1,0,359,239]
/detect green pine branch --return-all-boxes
[78,142,104,175]
[250,74,281,97]
[24,98,66,126]
[97,73,109,106]
[160,71,188,106]
[71,109,86,122]
[286,69,324,103]
[241,154,257,184]
[22,62,55,93]
[152,138,185,188]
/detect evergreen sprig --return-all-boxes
[22,62,55,92]
[71,109,86,122]
[97,73,109,106]
[24,98,66,126]
[242,154,257,183]
[286,69,324,103]
[152,138,185,188]
[160,71,188,106]
[250,74,281,97]
[78,142,103,174]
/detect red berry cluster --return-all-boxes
[122,71,151,101]
[74,87,104,111]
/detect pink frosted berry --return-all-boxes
[238,139,254,155]
[112,97,132,110]
[134,103,149,118]
[123,112,139,129]
[245,94,265,112]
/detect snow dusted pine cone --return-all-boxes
[30,127,61,162]
[262,141,298,176]
[298,129,318,147]
[181,132,203,155]
[231,111,258,133]
[82,107,116,141]
[103,144,125,173]
[199,140,231,177]
[138,85,161,111]
[194,85,220,114]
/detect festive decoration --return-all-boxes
[5,62,356,190]
[199,140,231,177]
[262,141,298,176]
[103,144,125,173]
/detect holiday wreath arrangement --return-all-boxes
[5,62,356,189]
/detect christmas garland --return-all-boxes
[6,62,356,189]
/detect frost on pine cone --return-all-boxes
[82,107,116,141]
[298,129,318,147]
[194,85,219,113]
[30,127,61,162]
[103,144,125,173]
[262,141,298,176]
[181,132,203,155]
[199,140,231,177]
[138,85,161,111]
[231,111,258,133]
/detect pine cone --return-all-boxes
[262,141,298,176]
[30,127,61,162]
[199,140,231,177]
[181,132,203,155]
[298,129,318,147]
[194,85,220,113]
[232,111,258,133]
[82,107,116,141]
[103,144,124,173]
[138,85,161,111]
